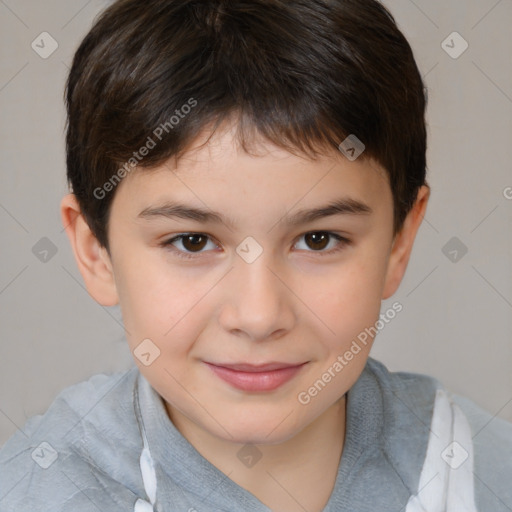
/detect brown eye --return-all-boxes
[294,231,350,255]
[304,232,330,251]
[181,234,208,252]
[162,233,218,259]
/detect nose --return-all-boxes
[218,255,296,342]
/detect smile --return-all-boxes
[204,362,308,392]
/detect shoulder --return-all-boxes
[363,358,512,510]
[364,357,441,422]
[0,368,144,512]
[450,392,512,510]
[361,358,441,487]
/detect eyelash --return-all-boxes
[160,232,351,260]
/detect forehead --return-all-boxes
[111,124,391,224]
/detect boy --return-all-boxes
[1,0,511,510]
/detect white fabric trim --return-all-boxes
[140,444,157,505]
[134,376,157,512]
[446,402,478,511]
[405,388,478,512]
[134,498,155,512]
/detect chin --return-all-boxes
[211,410,306,446]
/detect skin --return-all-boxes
[61,122,429,512]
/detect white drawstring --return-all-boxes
[134,497,154,512]
[134,375,158,512]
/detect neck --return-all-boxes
[166,396,347,512]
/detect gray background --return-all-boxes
[1,0,511,446]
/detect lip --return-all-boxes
[205,361,308,392]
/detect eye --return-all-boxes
[161,231,351,260]
[161,233,218,259]
[294,231,350,255]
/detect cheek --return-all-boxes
[114,252,211,352]
[314,255,387,339]
[297,258,386,405]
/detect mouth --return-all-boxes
[204,361,308,392]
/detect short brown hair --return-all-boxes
[65,0,427,249]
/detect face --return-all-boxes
[101,124,398,445]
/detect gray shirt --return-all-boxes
[1,357,511,511]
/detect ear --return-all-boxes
[382,185,430,299]
[60,194,119,306]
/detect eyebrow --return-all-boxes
[137,197,372,228]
